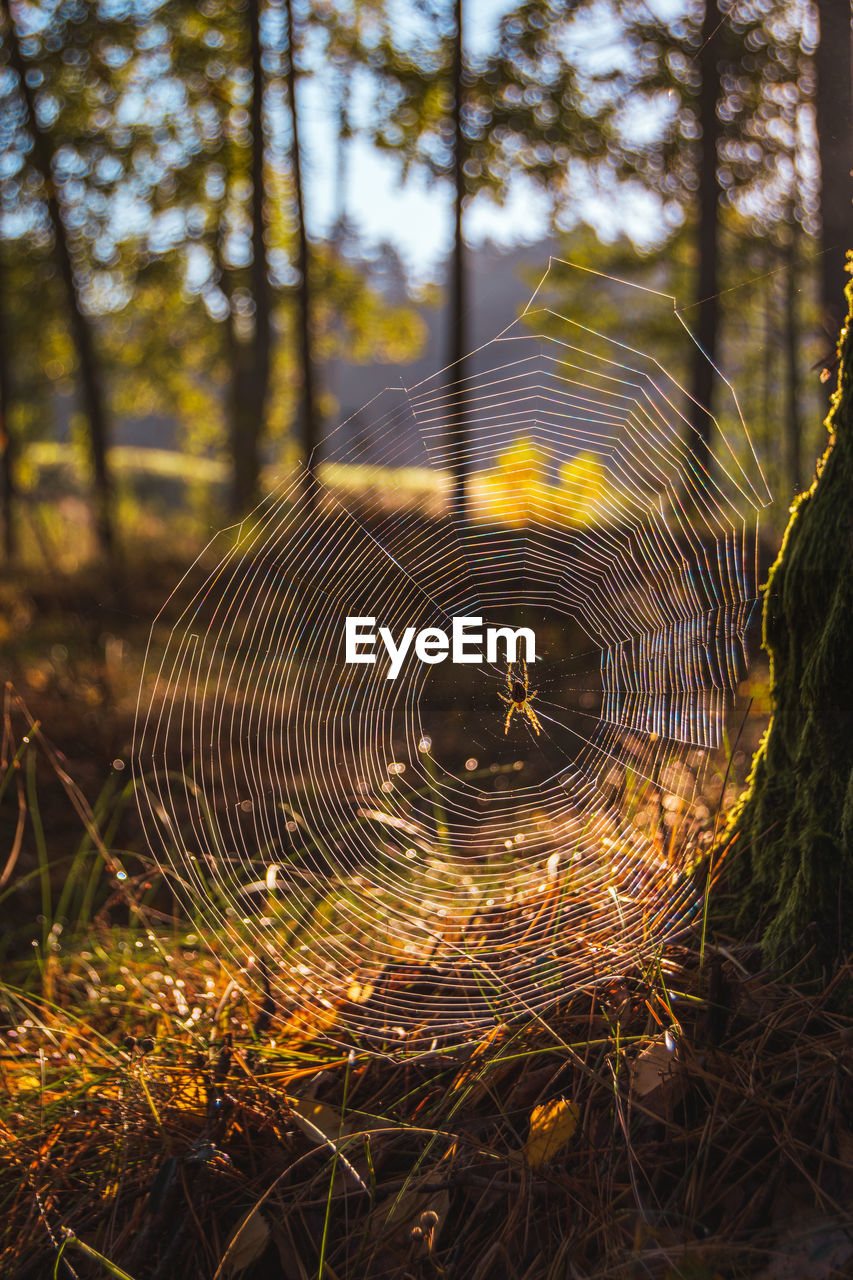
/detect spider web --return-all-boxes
[133,259,770,1051]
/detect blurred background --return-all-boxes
[0,0,849,825]
[1,11,851,1267]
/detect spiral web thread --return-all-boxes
[133,260,771,1050]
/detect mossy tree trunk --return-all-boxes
[723,263,853,976]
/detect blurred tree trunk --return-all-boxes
[783,224,803,494]
[722,263,853,976]
[218,252,251,515]
[689,0,722,474]
[283,0,318,499]
[230,0,272,516]
[449,0,469,520]
[332,62,352,245]
[814,0,852,357]
[2,0,115,561]
[0,239,14,561]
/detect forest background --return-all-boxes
[1,0,850,573]
[2,2,853,1276]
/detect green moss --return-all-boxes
[721,260,853,974]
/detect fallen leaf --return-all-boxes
[524,1097,580,1167]
[288,1096,394,1145]
[289,1097,348,1143]
[11,1074,42,1093]
[218,1210,270,1279]
[287,1096,398,1193]
[630,1033,686,1117]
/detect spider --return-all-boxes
[499,658,541,735]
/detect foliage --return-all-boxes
[0,0,843,552]
[0,0,428,538]
[367,0,614,202]
[605,1,818,232]
[363,0,819,240]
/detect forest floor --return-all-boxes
[2,560,851,1280]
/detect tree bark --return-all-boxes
[721,262,853,976]
[688,0,723,476]
[283,0,318,499]
[449,0,469,521]
[814,0,852,353]
[1,0,115,561]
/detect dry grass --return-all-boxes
[1,677,852,1279]
[3,931,853,1280]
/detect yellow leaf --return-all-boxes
[347,981,374,1003]
[13,1074,42,1093]
[217,1210,270,1279]
[524,1098,580,1167]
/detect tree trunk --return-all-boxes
[332,61,352,244]
[230,0,272,516]
[2,0,115,562]
[0,239,15,561]
[814,0,852,353]
[783,227,803,494]
[449,0,469,521]
[219,252,253,519]
[283,0,318,498]
[688,0,723,474]
[721,263,853,976]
